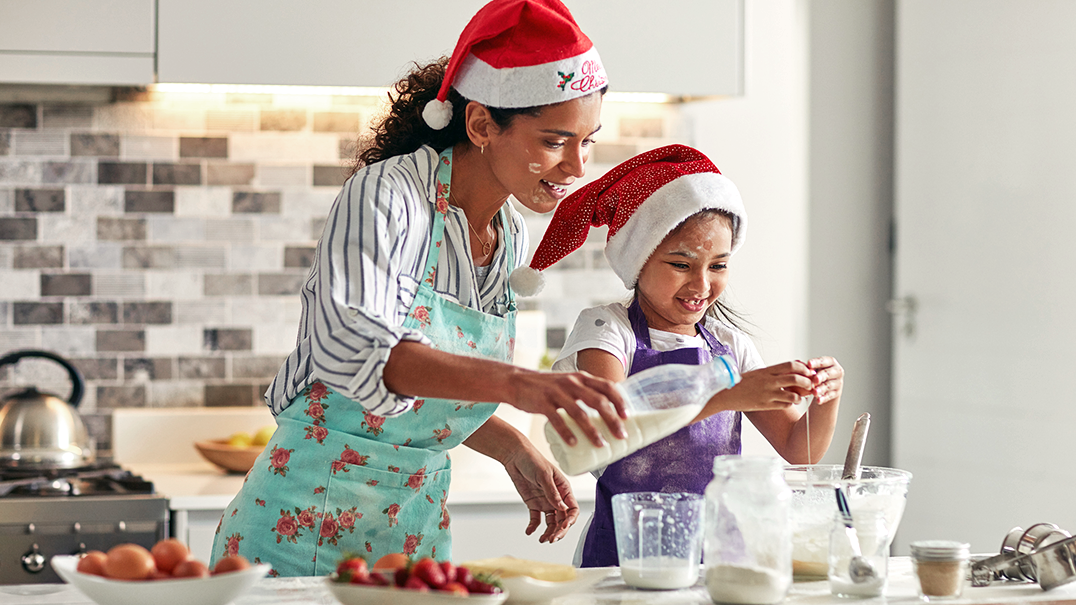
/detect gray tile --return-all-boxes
[152,163,202,186]
[69,301,119,324]
[98,162,148,185]
[0,104,37,129]
[177,356,226,379]
[313,112,361,133]
[204,384,257,407]
[98,217,146,241]
[70,186,123,214]
[0,131,10,155]
[260,110,307,131]
[41,273,91,296]
[258,273,304,295]
[71,357,119,380]
[96,385,146,408]
[593,143,638,165]
[0,218,37,240]
[311,217,327,239]
[94,273,145,297]
[232,191,280,213]
[122,301,172,324]
[13,302,63,325]
[122,246,176,269]
[81,412,112,450]
[13,245,63,269]
[42,161,94,184]
[226,93,271,105]
[0,188,10,212]
[0,159,43,184]
[69,244,122,269]
[123,357,173,381]
[175,247,226,269]
[15,188,64,212]
[206,163,254,185]
[42,105,94,129]
[179,137,228,159]
[205,110,255,132]
[204,328,252,351]
[204,274,254,296]
[619,117,665,138]
[232,355,283,379]
[338,137,356,161]
[70,133,120,157]
[125,190,174,213]
[546,327,567,349]
[14,132,66,155]
[283,246,316,269]
[96,329,145,352]
[313,165,347,188]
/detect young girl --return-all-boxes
[510,144,844,567]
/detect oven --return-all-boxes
[0,463,168,584]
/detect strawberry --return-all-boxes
[394,566,410,587]
[456,565,474,588]
[439,560,457,583]
[404,575,430,592]
[440,580,469,595]
[410,557,446,588]
[335,556,368,583]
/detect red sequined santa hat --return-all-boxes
[510,144,747,296]
[422,0,608,129]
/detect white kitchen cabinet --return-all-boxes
[157,0,742,96]
[0,0,156,85]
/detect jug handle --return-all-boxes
[639,508,663,561]
[0,349,85,408]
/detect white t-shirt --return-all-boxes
[552,302,764,376]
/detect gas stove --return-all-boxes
[0,462,168,584]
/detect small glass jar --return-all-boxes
[704,456,792,605]
[910,541,970,600]
[828,510,888,598]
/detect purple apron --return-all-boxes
[579,300,741,568]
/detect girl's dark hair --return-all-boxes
[353,57,544,173]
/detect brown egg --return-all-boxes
[172,559,210,579]
[151,538,190,573]
[76,551,108,576]
[104,544,156,580]
[212,555,251,574]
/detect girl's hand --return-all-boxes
[508,371,628,448]
[806,356,844,404]
[702,360,816,417]
[501,445,580,543]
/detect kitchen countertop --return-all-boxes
[5,558,1076,605]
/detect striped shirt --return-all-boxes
[266,146,529,416]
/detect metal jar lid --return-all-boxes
[911,540,971,561]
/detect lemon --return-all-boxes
[227,431,254,448]
[252,425,276,446]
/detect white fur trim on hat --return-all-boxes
[422,99,454,130]
[509,265,545,297]
[453,47,607,109]
[604,172,747,289]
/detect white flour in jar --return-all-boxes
[705,564,789,604]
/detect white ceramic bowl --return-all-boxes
[785,465,912,578]
[498,567,611,603]
[326,578,508,605]
[51,555,270,605]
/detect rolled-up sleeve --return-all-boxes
[304,166,430,416]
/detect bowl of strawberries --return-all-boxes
[326,554,506,605]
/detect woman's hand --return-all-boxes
[507,371,628,449]
[501,442,580,543]
[806,356,843,404]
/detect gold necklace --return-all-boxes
[449,192,492,256]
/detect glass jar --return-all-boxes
[828,509,888,598]
[910,541,970,600]
[704,455,792,605]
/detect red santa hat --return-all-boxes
[509,144,747,296]
[422,0,608,129]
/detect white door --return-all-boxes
[893,0,1076,553]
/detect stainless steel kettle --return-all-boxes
[0,349,92,468]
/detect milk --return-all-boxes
[620,556,699,589]
[544,404,703,476]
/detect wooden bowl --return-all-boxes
[194,440,265,473]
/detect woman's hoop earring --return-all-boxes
[481,144,485,155]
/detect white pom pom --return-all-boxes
[509,266,545,297]
[422,99,453,130]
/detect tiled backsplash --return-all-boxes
[0,86,684,450]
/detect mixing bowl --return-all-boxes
[785,465,912,579]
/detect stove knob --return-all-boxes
[117,521,127,532]
[26,523,35,535]
[73,542,87,556]
[72,522,81,534]
[21,545,45,574]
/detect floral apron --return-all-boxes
[211,149,517,577]
[579,300,741,567]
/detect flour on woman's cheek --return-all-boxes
[528,163,542,174]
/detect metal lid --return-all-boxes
[911,540,971,561]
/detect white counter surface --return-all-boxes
[6,558,1076,605]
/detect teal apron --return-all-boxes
[210,149,517,577]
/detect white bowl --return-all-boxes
[51,555,270,605]
[785,465,912,578]
[499,567,612,603]
[325,577,508,605]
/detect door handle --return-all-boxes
[886,295,918,338]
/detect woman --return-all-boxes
[210,0,627,576]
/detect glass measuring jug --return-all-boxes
[613,492,703,590]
